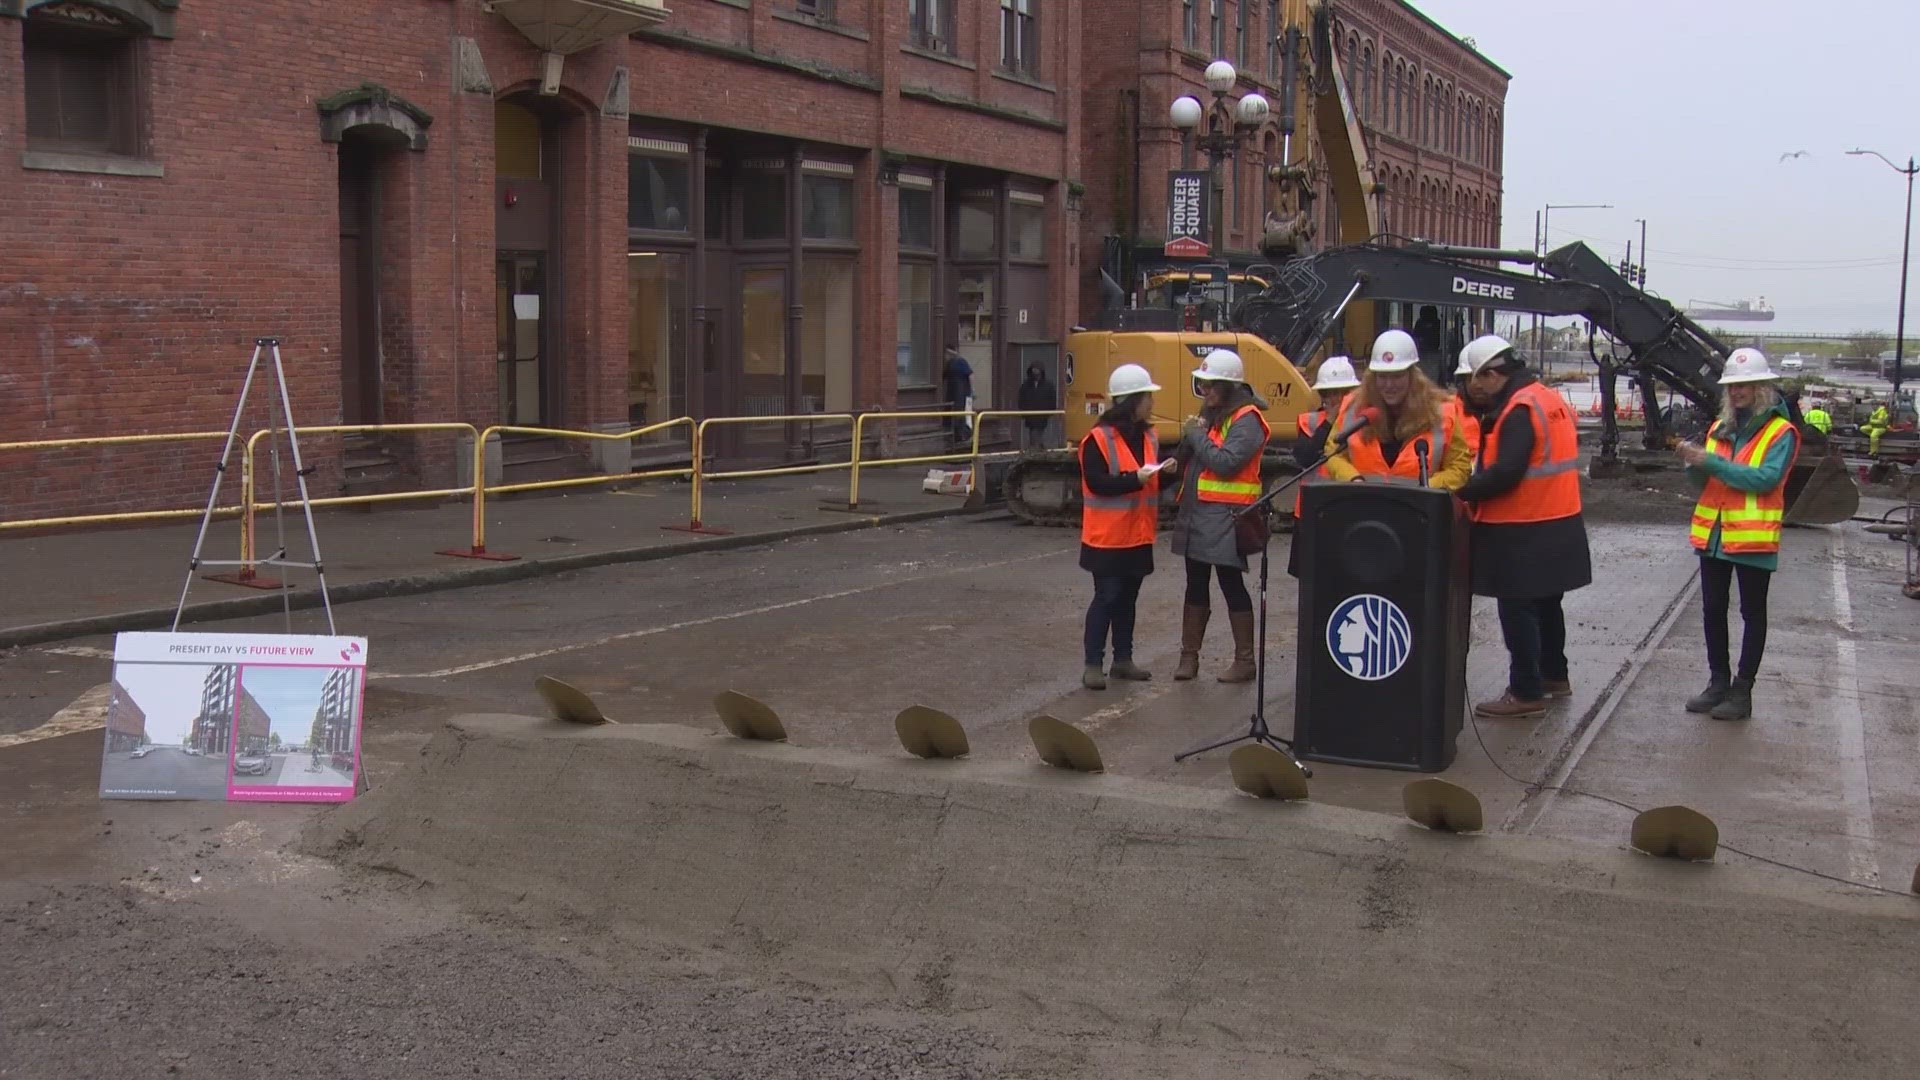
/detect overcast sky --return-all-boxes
[1412,0,1917,337]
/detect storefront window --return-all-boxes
[952,199,996,258]
[899,187,934,250]
[627,251,688,434]
[802,175,855,241]
[1009,201,1045,259]
[742,171,787,241]
[801,260,856,412]
[897,262,935,386]
[628,156,690,232]
[740,267,788,415]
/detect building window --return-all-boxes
[1362,46,1374,120]
[801,260,856,412]
[1000,0,1036,75]
[23,13,146,159]
[952,197,997,258]
[1183,0,1195,50]
[1009,198,1045,260]
[629,155,691,232]
[628,251,689,430]
[797,0,835,16]
[897,262,936,387]
[1210,0,1222,57]
[899,184,935,250]
[909,0,953,54]
[1266,2,1278,80]
[1235,0,1246,67]
[742,169,787,241]
[802,173,855,241]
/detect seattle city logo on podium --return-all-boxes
[1325,593,1413,681]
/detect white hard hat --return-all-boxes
[1369,329,1419,372]
[1719,347,1779,385]
[1313,356,1360,390]
[1459,334,1515,376]
[1107,363,1161,397]
[1191,348,1246,383]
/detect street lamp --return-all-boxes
[1170,60,1269,243]
[1847,148,1917,400]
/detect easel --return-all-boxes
[173,338,336,635]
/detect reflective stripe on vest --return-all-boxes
[1689,416,1798,555]
[1080,425,1159,549]
[1472,382,1582,524]
[1295,408,1325,438]
[1340,399,1451,482]
[1195,404,1270,504]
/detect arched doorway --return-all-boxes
[495,96,558,427]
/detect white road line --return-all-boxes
[1828,532,1881,886]
[372,548,1068,681]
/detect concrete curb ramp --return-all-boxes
[0,503,980,650]
[306,715,1920,1078]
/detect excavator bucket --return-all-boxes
[1783,448,1860,526]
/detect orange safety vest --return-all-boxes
[1471,382,1581,524]
[1336,396,1454,482]
[1080,424,1159,549]
[1689,415,1799,555]
[1448,395,1482,453]
[1193,404,1270,505]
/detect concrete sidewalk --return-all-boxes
[0,466,981,648]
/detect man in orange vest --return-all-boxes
[1675,348,1799,720]
[1451,339,1487,450]
[1290,355,1361,514]
[1454,334,1593,719]
[1079,363,1175,689]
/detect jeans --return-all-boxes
[1085,574,1145,666]
[1699,555,1772,683]
[1496,594,1568,701]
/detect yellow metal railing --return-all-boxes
[661,414,858,534]
[842,409,1065,509]
[445,417,697,559]
[0,431,237,531]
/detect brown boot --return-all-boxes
[1218,610,1257,683]
[1173,605,1209,681]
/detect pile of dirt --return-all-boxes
[297,714,1920,1079]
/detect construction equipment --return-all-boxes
[1003,331,1320,526]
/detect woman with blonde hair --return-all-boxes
[1323,329,1474,489]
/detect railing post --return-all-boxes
[662,418,731,535]
[438,426,521,561]
[205,430,282,589]
[848,413,866,510]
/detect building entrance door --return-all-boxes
[496,253,548,425]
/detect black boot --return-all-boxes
[1684,678,1730,714]
[1710,678,1754,721]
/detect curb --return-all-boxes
[0,502,991,650]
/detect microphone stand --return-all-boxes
[1172,432,1363,772]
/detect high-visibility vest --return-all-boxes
[1804,408,1831,435]
[1449,395,1482,452]
[1337,395,1454,482]
[1471,382,1582,524]
[1193,404,1270,505]
[1080,424,1159,549]
[1689,415,1798,556]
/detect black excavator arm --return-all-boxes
[1232,240,1732,456]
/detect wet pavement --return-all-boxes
[5,509,1914,892]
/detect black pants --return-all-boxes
[1699,555,1772,683]
[1184,557,1252,612]
[1496,594,1568,701]
[1085,574,1145,665]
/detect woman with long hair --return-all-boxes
[1675,348,1800,720]
[1169,348,1271,683]
[1323,329,1474,489]
[1078,364,1175,689]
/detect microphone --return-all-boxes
[1414,438,1430,486]
[1330,405,1384,448]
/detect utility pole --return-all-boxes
[1847,150,1915,401]
[1635,218,1648,285]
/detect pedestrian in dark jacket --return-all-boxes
[1454,335,1594,719]
[1078,363,1176,689]
[942,348,973,443]
[1018,363,1056,449]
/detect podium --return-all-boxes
[1292,481,1470,771]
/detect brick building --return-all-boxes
[105,680,146,752]
[1075,0,1506,355]
[1,0,1081,521]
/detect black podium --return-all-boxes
[1292,481,1470,772]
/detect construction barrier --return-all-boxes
[660,414,858,535]
[227,423,481,587]
[840,411,986,512]
[0,431,238,532]
[445,417,697,560]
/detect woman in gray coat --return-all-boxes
[1169,348,1272,683]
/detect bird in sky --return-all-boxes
[1779,150,1811,162]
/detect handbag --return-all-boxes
[1233,505,1271,556]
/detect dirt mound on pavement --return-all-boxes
[305,714,1920,1079]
